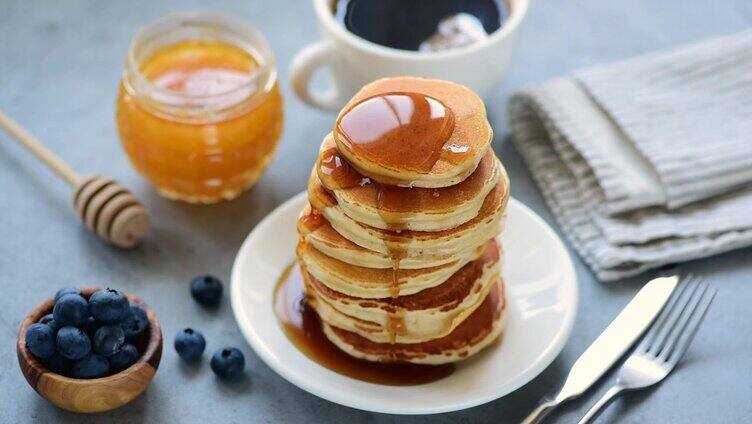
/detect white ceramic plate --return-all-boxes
[231,192,578,415]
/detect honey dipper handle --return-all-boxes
[0,108,81,187]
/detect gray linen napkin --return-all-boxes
[508,31,752,281]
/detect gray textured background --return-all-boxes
[1,1,751,422]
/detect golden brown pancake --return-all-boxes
[308,169,509,258]
[303,240,502,343]
[333,77,492,188]
[298,204,488,270]
[298,238,491,299]
[317,134,503,231]
[321,281,506,364]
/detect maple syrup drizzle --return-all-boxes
[274,262,454,385]
[315,143,411,328]
[299,208,326,232]
[336,92,455,174]
[383,223,409,343]
[385,309,406,344]
[317,147,367,189]
[317,135,477,231]
[375,184,414,229]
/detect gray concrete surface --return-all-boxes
[1,0,751,422]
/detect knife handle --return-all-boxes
[520,399,560,424]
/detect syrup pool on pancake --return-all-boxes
[332,78,492,188]
[335,92,456,175]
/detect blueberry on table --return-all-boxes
[70,354,110,379]
[89,288,130,324]
[108,343,139,372]
[38,313,58,330]
[54,286,78,302]
[174,328,206,361]
[56,326,91,360]
[121,305,149,338]
[210,347,245,380]
[190,275,223,307]
[93,325,125,357]
[53,293,89,326]
[25,323,56,359]
[43,352,71,375]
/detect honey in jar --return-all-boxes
[117,13,283,203]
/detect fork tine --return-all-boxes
[665,287,716,366]
[643,275,700,355]
[658,281,709,361]
[635,274,692,353]
[646,276,702,355]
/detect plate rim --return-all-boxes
[231,191,578,415]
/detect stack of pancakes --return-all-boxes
[297,77,510,364]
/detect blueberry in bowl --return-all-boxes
[53,293,89,326]
[17,286,162,413]
[89,288,130,324]
[121,305,149,339]
[56,326,92,360]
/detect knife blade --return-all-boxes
[521,275,678,424]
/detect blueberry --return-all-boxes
[93,325,125,357]
[54,287,78,302]
[108,343,139,372]
[43,352,71,374]
[174,328,206,361]
[121,305,148,338]
[38,314,58,330]
[190,275,223,307]
[70,354,109,379]
[53,293,88,326]
[82,316,99,336]
[25,323,56,359]
[56,326,91,360]
[89,289,130,324]
[210,347,245,380]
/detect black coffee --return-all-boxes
[333,0,508,52]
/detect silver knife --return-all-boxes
[521,275,678,424]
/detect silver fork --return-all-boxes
[577,275,716,424]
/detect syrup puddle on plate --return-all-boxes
[273,261,455,386]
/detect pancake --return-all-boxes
[321,281,506,364]
[304,240,501,343]
[317,134,504,231]
[333,77,492,188]
[308,169,509,259]
[299,204,486,270]
[298,239,491,299]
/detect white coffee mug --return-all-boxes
[290,0,529,110]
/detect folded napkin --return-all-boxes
[508,31,752,281]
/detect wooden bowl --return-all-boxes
[17,287,162,413]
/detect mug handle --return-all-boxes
[290,40,347,111]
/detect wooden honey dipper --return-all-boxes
[0,109,148,248]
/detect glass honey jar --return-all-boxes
[117,12,284,203]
